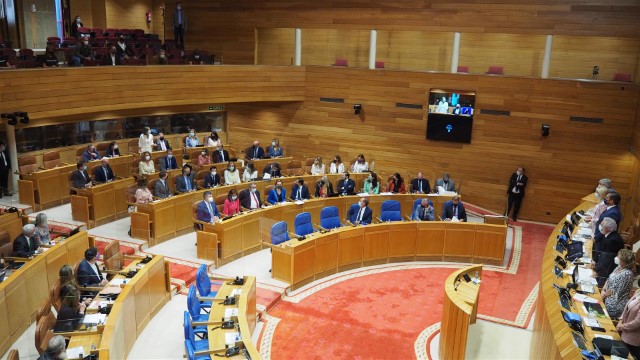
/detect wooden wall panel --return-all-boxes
[301,29,370,68]
[256,28,295,66]
[91,0,107,29]
[105,0,152,30]
[550,36,640,81]
[376,31,452,72]
[70,0,94,30]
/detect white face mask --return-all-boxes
[207,197,214,203]
[194,55,200,59]
[147,130,151,135]
[201,151,206,156]
[114,145,118,149]
[211,171,216,175]
[76,18,81,23]
[251,188,256,193]
[231,195,237,201]
[159,54,165,59]
[229,166,235,171]
[84,41,89,45]
[516,171,522,176]
[190,132,195,136]
[598,224,604,233]
[167,154,173,158]
[145,156,150,161]
[272,142,276,146]
[614,256,620,265]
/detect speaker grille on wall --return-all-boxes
[570,116,603,124]
[396,103,423,109]
[319,97,345,103]
[479,109,510,116]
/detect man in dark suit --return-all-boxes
[82,144,101,162]
[337,172,356,196]
[239,182,262,210]
[0,141,10,197]
[175,165,196,194]
[593,192,622,261]
[12,224,38,258]
[93,158,115,183]
[213,145,230,163]
[204,166,221,188]
[102,46,121,66]
[410,172,431,194]
[159,149,179,171]
[155,132,172,152]
[154,171,172,199]
[594,217,625,287]
[263,162,281,178]
[77,247,107,287]
[348,197,372,225]
[71,161,92,189]
[245,141,265,160]
[197,191,221,223]
[506,166,528,221]
[442,195,467,222]
[291,178,311,200]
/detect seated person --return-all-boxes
[411,172,431,194]
[388,173,406,194]
[12,224,39,258]
[38,335,67,360]
[291,178,311,201]
[93,158,115,183]
[330,155,345,174]
[189,49,205,65]
[206,131,221,147]
[348,197,372,225]
[77,247,108,287]
[175,165,196,193]
[594,217,625,287]
[82,144,101,162]
[153,49,169,65]
[41,46,59,68]
[204,166,221,188]
[197,148,211,166]
[138,151,156,175]
[311,157,326,175]
[412,199,435,221]
[69,37,94,66]
[242,162,258,182]
[159,149,178,171]
[246,140,265,160]
[268,180,287,205]
[0,54,16,70]
[223,189,241,216]
[434,173,455,193]
[115,36,135,60]
[34,213,51,245]
[197,191,220,223]
[71,160,93,189]
[363,172,379,194]
[153,171,172,199]
[239,182,262,210]
[602,249,635,319]
[185,129,200,147]
[105,141,120,157]
[54,284,86,332]
[213,144,230,163]
[224,162,241,185]
[267,138,283,158]
[156,133,172,151]
[263,162,281,178]
[102,46,121,66]
[135,178,153,205]
[442,195,467,222]
[337,172,355,196]
[453,104,462,115]
[315,176,334,198]
[351,154,369,173]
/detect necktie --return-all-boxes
[104,167,108,180]
[419,181,422,192]
[220,151,224,162]
[297,188,302,200]
[81,171,86,180]
[27,236,31,250]
[206,202,213,219]
[251,192,258,208]
[185,177,191,191]
[0,153,5,166]
[454,205,458,217]
[357,208,364,221]
[160,141,166,151]
[422,207,427,220]
[254,147,258,158]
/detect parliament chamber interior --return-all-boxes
[0,0,639,359]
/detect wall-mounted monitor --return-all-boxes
[426,89,476,143]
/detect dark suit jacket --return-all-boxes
[411,178,431,194]
[115,42,134,58]
[93,165,115,183]
[196,200,220,223]
[263,164,281,178]
[594,205,623,260]
[442,201,467,222]
[71,169,92,189]
[82,150,101,162]
[12,234,38,257]
[239,189,262,209]
[337,179,356,195]
[245,146,265,160]
[159,156,178,171]
[54,305,84,332]
[105,148,121,157]
[291,184,310,200]
[155,139,172,151]
[175,175,196,193]
[507,173,528,196]
[204,173,221,188]
[153,179,171,198]
[77,259,103,287]
[0,148,10,172]
[212,149,230,164]
[102,54,121,66]
[595,231,625,287]
[348,206,372,225]
[315,182,335,197]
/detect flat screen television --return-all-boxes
[426,89,476,143]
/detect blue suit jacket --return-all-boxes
[197,200,220,223]
[268,188,287,204]
[77,259,103,287]
[291,184,310,200]
[160,156,178,171]
[82,150,101,162]
[442,201,467,222]
[348,206,372,225]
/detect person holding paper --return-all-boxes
[594,217,625,287]
[442,195,467,222]
[602,249,635,319]
[506,166,527,222]
[434,173,455,193]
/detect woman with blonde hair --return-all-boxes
[602,249,635,319]
[311,157,325,175]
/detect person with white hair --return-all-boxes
[594,217,625,287]
[34,213,51,245]
[12,223,38,258]
[37,335,67,360]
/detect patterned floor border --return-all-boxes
[415,323,441,360]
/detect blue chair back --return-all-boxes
[320,206,342,229]
[271,221,290,245]
[185,340,196,360]
[380,200,402,222]
[294,212,314,236]
[413,198,423,210]
[348,203,360,223]
[196,264,211,297]
[187,285,201,318]
[183,310,194,342]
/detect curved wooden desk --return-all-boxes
[440,265,482,360]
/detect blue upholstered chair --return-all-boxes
[294,212,315,236]
[319,206,343,230]
[195,264,219,311]
[183,310,209,351]
[378,200,402,222]
[271,221,290,245]
[347,203,360,224]
[187,285,210,323]
[185,340,211,360]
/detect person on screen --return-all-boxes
[436,96,449,113]
[506,166,527,222]
[453,104,462,115]
[450,93,460,106]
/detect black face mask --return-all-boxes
[159,136,164,140]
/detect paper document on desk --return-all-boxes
[437,187,456,196]
[580,284,595,294]
[66,346,84,359]
[379,192,394,195]
[451,217,460,223]
[109,278,128,286]
[224,308,239,320]
[582,316,600,327]
[594,334,613,340]
[357,193,370,197]
[578,228,593,236]
[231,288,242,297]
[573,293,598,304]
[294,200,305,205]
[225,332,241,346]
[82,313,107,325]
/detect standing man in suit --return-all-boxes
[197,191,220,223]
[173,2,187,50]
[77,247,108,287]
[594,217,625,287]
[337,172,356,196]
[159,149,178,171]
[411,172,431,194]
[506,166,528,221]
[413,198,435,221]
[213,144,230,163]
[204,166,221,188]
[155,133,172,152]
[0,141,11,197]
[71,161,92,189]
[82,144,101,162]
[246,141,265,160]
[154,171,172,199]
[93,158,115,183]
[348,197,372,225]
[593,191,622,261]
[12,224,38,258]
[434,173,455,193]
[442,195,467,222]
[291,178,311,200]
[175,165,196,194]
[239,182,262,210]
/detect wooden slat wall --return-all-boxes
[70,0,94,30]
[104,0,152,31]
[256,28,295,66]
[376,31,452,72]
[301,29,371,68]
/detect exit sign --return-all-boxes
[209,105,225,111]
